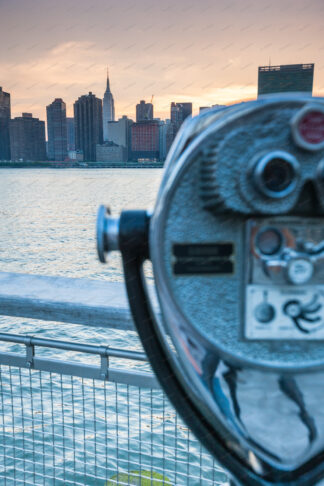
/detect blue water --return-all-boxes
[0,168,162,351]
[0,168,161,280]
[0,169,227,485]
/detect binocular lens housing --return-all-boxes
[254,151,300,198]
[256,227,283,256]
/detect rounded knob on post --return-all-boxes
[96,205,120,263]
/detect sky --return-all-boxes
[0,0,323,122]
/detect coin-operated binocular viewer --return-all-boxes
[97,95,324,485]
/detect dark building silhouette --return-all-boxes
[258,63,314,97]
[131,120,160,161]
[167,102,193,149]
[66,117,75,151]
[74,92,103,161]
[10,113,46,161]
[166,121,176,154]
[46,98,67,161]
[0,87,11,160]
[171,102,192,133]
[136,100,153,122]
[199,104,226,113]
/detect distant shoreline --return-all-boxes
[0,161,164,169]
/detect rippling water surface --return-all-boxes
[0,168,162,280]
[0,168,163,349]
[0,169,226,485]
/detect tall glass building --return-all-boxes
[66,117,75,151]
[136,100,153,122]
[0,87,11,161]
[10,113,46,161]
[170,102,192,133]
[74,92,103,162]
[46,98,67,161]
[258,64,314,97]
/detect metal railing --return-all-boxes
[0,272,228,485]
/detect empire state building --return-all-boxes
[102,69,115,141]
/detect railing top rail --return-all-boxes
[0,351,159,388]
[0,331,156,387]
[0,271,159,330]
[0,332,147,361]
[0,272,160,386]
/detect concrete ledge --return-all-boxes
[0,272,137,330]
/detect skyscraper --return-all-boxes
[74,92,103,161]
[103,69,115,141]
[107,115,133,160]
[166,120,176,155]
[131,120,160,161]
[170,102,192,133]
[0,87,11,160]
[159,119,172,161]
[46,98,67,161]
[136,100,153,122]
[258,63,314,97]
[10,113,46,161]
[167,102,193,149]
[66,117,75,151]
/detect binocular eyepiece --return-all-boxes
[253,151,300,198]
[97,95,324,486]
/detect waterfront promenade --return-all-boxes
[0,161,164,169]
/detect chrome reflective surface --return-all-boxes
[97,205,120,263]
[149,96,324,481]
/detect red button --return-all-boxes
[298,110,324,145]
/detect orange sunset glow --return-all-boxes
[1,0,323,121]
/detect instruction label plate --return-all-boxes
[173,243,234,275]
[245,285,324,340]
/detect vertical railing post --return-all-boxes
[100,347,109,380]
[25,338,35,369]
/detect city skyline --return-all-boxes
[1,61,319,129]
[1,0,323,121]
[0,61,319,163]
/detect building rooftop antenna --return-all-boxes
[106,66,110,91]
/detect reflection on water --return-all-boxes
[0,168,163,346]
[0,168,162,280]
[0,169,226,484]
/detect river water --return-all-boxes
[0,168,162,348]
[0,168,162,280]
[0,169,227,485]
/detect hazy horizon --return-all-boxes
[1,0,323,122]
